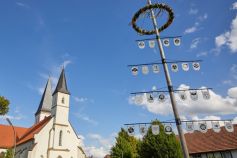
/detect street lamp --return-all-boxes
[6,118,16,158]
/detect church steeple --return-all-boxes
[35,78,52,123]
[53,68,70,95]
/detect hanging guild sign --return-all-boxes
[199,122,208,133]
[182,63,189,71]
[149,40,155,48]
[139,125,148,136]
[142,65,149,75]
[225,121,234,132]
[146,93,154,103]
[164,124,173,135]
[137,41,145,49]
[190,90,198,101]
[173,38,181,46]
[192,62,200,71]
[212,121,221,133]
[131,66,138,76]
[179,91,187,101]
[202,89,210,100]
[134,95,143,105]
[158,93,165,102]
[127,126,135,136]
[171,64,178,72]
[152,64,160,73]
[163,38,170,47]
[151,125,160,135]
[186,122,194,133]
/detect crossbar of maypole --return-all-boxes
[147,0,190,157]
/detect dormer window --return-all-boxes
[62,97,65,104]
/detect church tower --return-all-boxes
[35,78,52,123]
[51,68,70,125]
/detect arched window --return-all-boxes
[59,130,63,146]
[57,156,62,158]
[61,97,65,104]
[40,155,44,158]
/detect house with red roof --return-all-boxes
[0,69,85,158]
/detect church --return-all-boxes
[0,69,86,158]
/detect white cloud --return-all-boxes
[74,113,98,125]
[215,15,237,53]
[73,96,88,103]
[184,26,197,34]
[198,13,208,21]
[230,64,237,79]
[61,60,72,68]
[189,8,198,15]
[130,84,237,116]
[196,51,208,57]
[16,2,30,9]
[232,2,237,10]
[190,38,201,49]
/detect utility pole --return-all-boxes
[6,117,16,158]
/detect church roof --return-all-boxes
[185,125,237,154]
[53,68,70,95]
[35,78,52,116]
[0,125,28,149]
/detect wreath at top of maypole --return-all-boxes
[132,3,174,35]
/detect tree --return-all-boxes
[138,120,183,158]
[0,96,10,115]
[4,149,13,158]
[111,128,139,158]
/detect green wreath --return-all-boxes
[132,3,174,35]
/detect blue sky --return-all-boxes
[0,0,237,157]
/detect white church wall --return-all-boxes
[0,148,7,154]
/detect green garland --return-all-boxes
[132,3,174,35]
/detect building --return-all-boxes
[0,69,86,158]
[185,125,237,158]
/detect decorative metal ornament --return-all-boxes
[179,91,187,101]
[131,66,138,76]
[190,90,198,101]
[152,64,160,73]
[134,95,143,105]
[164,124,173,134]
[198,122,208,133]
[173,38,181,46]
[139,124,148,136]
[186,122,194,133]
[146,93,154,103]
[163,38,170,47]
[142,65,149,75]
[192,62,200,71]
[127,126,135,136]
[171,64,178,72]
[212,121,221,133]
[202,89,210,100]
[149,40,155,48]
[225,121,234,132]
[137,41,145,49]
[158,93,165,102]
[151,125,160,135]
[182,63,189,71]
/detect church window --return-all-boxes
[59,130,63,146]
[40,155,44,158]
[57,156,62,158]
[62,97,65,104]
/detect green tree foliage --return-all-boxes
[111,128,139,158]
[138,120,183,158]
[0,96,10,115]
[0,152,6,158]
[4,149,13,158]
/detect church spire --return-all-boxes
[53,68,70,95]
[35,78,52,123]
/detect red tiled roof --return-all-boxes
[185,125,237,154]
[16,116,52,145]
[0,125,28,149]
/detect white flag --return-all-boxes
[164,124,173,135]
[186,122,194,133]
[158,93,165,102]
[134,95,143,105]
[152,64,160,73]
[182,63,189,71]
[171,64,178,72]
[173,38,181,46]
[139,125,148,136]
[142,65,149,75]
[190,90,198,101]
[212,122,221,133]
[225,121,234,132]
[127,126,135,136]
[138,41,145,49]
[199,122,208,133]
[163,39,170,47]
[131,66,138,76]
[151,125,160,135]
[149,40,155,48]
[202,89,210,100]
[179,91,187,101]
[146,93,154,103]
[192,62,200,71]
